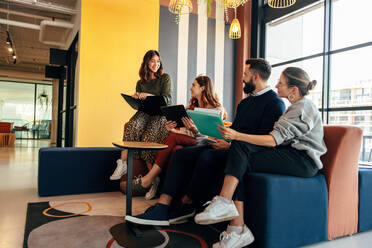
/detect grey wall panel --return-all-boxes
[159,5,235,116]
[186,13,198,103]
[206,18,216,83]
[159,6,179,104]
[223,24,236,121]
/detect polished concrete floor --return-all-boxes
[0,140,371,248]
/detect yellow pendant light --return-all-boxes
[229,8,241,39]
[215,0,248,20]
[215,0,248,9]
[169,0,193,23]
[268,0,296,8]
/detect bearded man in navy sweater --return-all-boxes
[125,58,286,226]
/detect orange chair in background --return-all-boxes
[0,122,16,147]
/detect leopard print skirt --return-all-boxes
[123,111,168,164]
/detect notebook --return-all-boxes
[187,109,230,141]
[121,93,166,116]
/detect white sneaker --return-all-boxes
[212,225,254,248]
[145,177,160,200]
[194,196,239,225]
[110,159,127,180]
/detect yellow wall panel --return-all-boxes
[77,0,159,146]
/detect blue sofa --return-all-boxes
[37,126,371,248]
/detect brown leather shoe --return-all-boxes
[132,177,151,194]
[119,176,150,196]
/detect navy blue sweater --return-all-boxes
[230,90,285,135]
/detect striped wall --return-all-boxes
[159,5,236,121]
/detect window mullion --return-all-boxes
[322,0,332,124]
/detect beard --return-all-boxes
[243,79,256,94]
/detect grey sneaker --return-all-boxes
[145,177,160,200]
[212,225,254,248]
[110,159,127,180]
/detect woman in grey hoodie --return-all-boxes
[195,67,327,248]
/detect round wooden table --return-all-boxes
[111,141,168,247]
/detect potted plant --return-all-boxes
[37,89,51,111]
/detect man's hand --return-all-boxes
[210,138,231,150]
[217,124,239,141]
[165,121,177,131]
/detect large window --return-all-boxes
[266,3,324,64]
[0,81,52,139]
[262,0,372,164]
[332,0,372,50]
[0,82,34,127]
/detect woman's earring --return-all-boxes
[288,94,295,102]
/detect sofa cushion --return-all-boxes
[38,147,121,196]
[358,168,372,232]
[244,173,328,248]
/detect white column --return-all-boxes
[177,13,190,106]
[197,0,208,76]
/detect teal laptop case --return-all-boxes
[187,110,230,141]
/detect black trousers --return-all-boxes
[161,145,211,199]
[225,141,319,201]
[161,145,227,205]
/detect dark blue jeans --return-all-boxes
[225,141,319,201]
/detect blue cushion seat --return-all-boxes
[244,173,328,248]
[38,147,121,196]
[358,168,372,232]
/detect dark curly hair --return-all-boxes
[139,50,164,82]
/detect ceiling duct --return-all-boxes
[39,20,74,47]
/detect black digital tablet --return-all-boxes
[160,105,189,128]
[121,94,141,110]
[121,93,166,116]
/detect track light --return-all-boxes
[6,31,17,63]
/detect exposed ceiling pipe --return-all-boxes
[0,17,74,47]
[0,7,52,20]
[4,0,77,15]
[0,18,40,30]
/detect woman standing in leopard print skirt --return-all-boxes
[110,50,172,181]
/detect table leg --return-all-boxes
[126,150,133,216]
[125,150,143,238]
[110,145,165,247]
